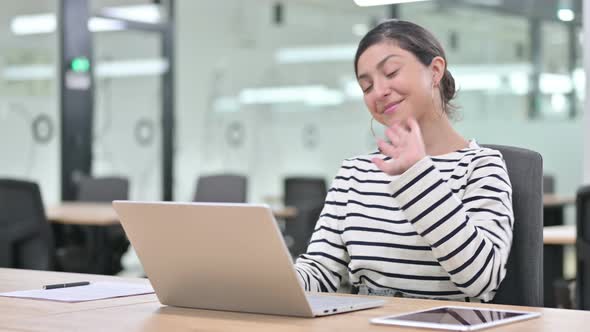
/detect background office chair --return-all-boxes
[0,179,53,270]
[543,175,555,194]
[483,144,543,307]
[193,174,247,203]
[55,176,129,275]
[77,176,129,202]
[283,177,327,257]
[576,185,590,310]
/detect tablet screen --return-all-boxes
[371,306,540,331]
[391,307,525,325]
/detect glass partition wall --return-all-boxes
[0,1,60,205]
[92,30,164,201]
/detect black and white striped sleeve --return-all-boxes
[294,164,351,293]
[388,152,513,302]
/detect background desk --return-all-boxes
[2,268,590,331]
[543,195,576,208]
[544,225,576,245]
[46,202,297,275]
[47,202,121,274]
[542,194,576,307]
[47,202,298,225]
[47,202,120,226]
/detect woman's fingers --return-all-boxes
[386,123,409,147]
[374,117,426,176]
[385,127,401,147]
[372,156,404,175]
[377,139,399,158]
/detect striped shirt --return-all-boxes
[294,141,513,302]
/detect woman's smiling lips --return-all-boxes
[383,100,403,115]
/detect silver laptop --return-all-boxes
[113,201,385,317]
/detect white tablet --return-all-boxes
[370,305,541,331]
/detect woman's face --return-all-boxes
[356,41,441,127]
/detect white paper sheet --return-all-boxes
[0,281,155,302]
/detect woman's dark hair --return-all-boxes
[354,19,458,117]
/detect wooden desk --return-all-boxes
[47,202,297,225]
[543,194,576,208]
[46,202,121,275]
[47,202,119,226]
[0,268,154,323]
[273,206,298,219]
[2,269,590,332]
[542,194,576,307]
[544,225,576,245]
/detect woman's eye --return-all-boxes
[362,85,373,93]
[386,69,399,78]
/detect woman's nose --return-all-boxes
[374,80,391,99]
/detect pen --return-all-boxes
[43,281,91,290]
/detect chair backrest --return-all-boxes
[483,145,543,306]
[576,185,590,310]
[283,177,327,257]
[77,176,129,202]
[284,177,327,209]
[193,174,247,203]
[0,179,53,270]
[543,175,555,194]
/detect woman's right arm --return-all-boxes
[294,163,351,292]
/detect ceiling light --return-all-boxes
[239,85,343,106]
[353,0,430,6]
[88,17,126,32]
[10,14,56,35]
[557,9,574,22]
[539,73,573,94]
[95,59,169,78]
[10,14,126,35]
[3,65,54,81]
[276,45,357,64]
[3,59,168,80]
[10,4,158,36]
[101,4,161,23]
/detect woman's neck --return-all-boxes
[419,112,469,156]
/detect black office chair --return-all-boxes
[193,174,247,203]
[0,179,53,270]
[77,176,129,202]
[543,175,555,194]
[283,177,327,257]
[576,185,590,310]
[483,145,543,307]
[55,176,129,275]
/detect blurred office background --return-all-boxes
[0,0,584,205]
[0,0,588,307]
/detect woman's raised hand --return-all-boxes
[372,117,426,176]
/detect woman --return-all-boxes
[294,20,513,303]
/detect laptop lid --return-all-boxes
[113,201,314,317]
